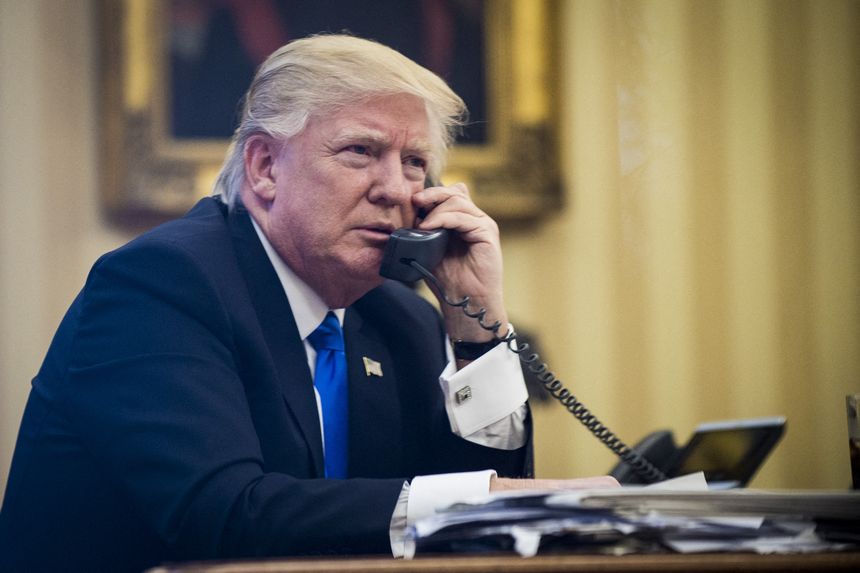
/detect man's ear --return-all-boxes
[243,134,279,202]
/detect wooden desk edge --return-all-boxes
[150,551,860,573]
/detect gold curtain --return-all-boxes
[506,0,860,489]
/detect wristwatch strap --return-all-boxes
[452,338,503,361]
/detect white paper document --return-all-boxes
[405,473,860,558]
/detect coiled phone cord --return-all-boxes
[409,259,668,484]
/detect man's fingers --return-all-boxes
[414,183,474,212]
[490,476,621,492]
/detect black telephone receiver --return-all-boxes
[378,187,667,483]
[379,177,450,282]
[379,228,449,282]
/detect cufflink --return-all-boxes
[455,386,472,404]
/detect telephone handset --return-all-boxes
[379,228,449,283]
[379,178,452,282]
[380,225,667,484]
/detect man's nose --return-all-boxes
[367,155,411,206]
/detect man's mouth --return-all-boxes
[358,224,395,242]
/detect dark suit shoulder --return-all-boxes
[83,198,246,316]
[65,198,250,376]
[99,197,232,265]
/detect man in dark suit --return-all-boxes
[0,35,615,572]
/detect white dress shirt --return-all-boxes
[251,221,528,556]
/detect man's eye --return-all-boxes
[404,156,427,170]
[345,145,370,155]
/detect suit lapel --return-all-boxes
[228,207,325,476]
[344,307,404,477]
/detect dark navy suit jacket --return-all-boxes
[0,198,529,572]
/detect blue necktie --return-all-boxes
[307,312,348,478]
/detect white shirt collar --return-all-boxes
[250,219,345,339]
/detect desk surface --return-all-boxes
[151,552,860,573]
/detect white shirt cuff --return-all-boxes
[439,340,529,438]
[407,470,496,526]
[389,481,411,558]
[389,470,496,558]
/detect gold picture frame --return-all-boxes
[99,0,561,227]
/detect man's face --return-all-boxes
[264,93,432,306]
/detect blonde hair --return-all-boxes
[213,34,466,206]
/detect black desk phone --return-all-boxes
[379,210,784,485]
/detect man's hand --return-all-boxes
[412,182,508,348]
[490,476,621,492]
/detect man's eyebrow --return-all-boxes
[331,128,390,146]
[405,141,433,156]
[331,128,432,155]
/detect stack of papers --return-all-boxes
[405,474,860,558]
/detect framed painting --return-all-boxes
[99,0,561,227]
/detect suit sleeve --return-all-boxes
[59,240,403,559]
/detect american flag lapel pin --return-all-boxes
[362,356,383,377]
